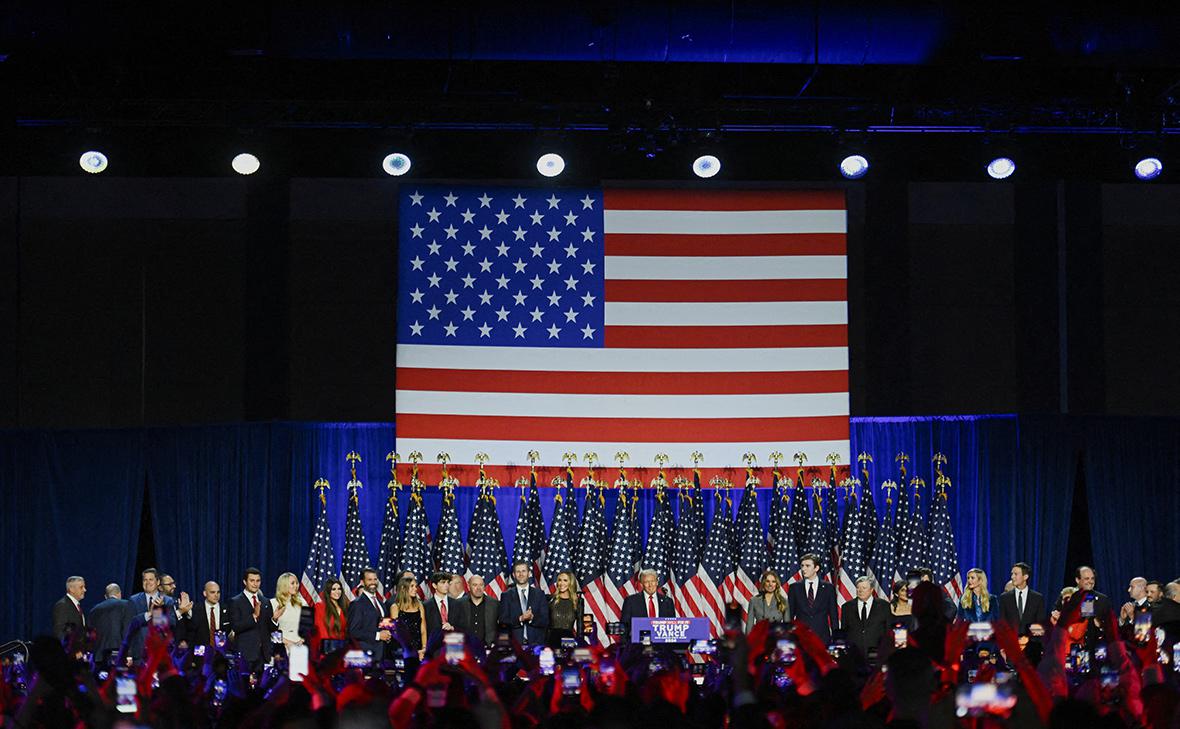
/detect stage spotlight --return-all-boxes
[1133,157,1163,181]
[986,157,1016,180]
[839,155,870,179]
[692,155,721,178]
[382,152,412,176]
[79,151,108,174]
[231,153,261,175]
[536,153,565,177]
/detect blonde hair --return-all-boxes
[960,568,991,612]
[551,571,581,613]
[275,572,303,608]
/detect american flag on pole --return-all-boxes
[669,472,704,618]
[466,469,509,598]
[573,470,608,587]
[929,468,964,603]
[731,468,766,620]
[894,456,911,572]
[395,187,850,480]
[340,471,372,600]
[543,470,576,592]
[300,481,337,605]
[790,465,811,562]
[641,472,674,585]
[868,481,898,599]
[375,477,403,600]
[583,478,640,644]
[433,477,466,582]
[830,465,856,606]
[903,478,929,578]
[512,468,546,588]
[684,482,736,637]
[767,468,799,584]
[805,479,829,577]
[401,478,431,597]
[836,479,867,603]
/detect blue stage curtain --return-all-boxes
[0,430,144,642]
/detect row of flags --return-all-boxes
[299,452,965,639]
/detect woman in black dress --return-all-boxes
[388,574,427,662]
[547,571,581,646]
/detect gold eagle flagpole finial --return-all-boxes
[385,452,402,516]
[313,477,330,508]
[345,452,363,504]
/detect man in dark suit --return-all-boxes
[423,572,470,641]
[187,581,231,647]
[346,568,392,661]
[52,576,87,640]
[126,568,176,659]
[1052,565,1113,619]
[1151,581,1180,649]
[228,567,278,669]
[998,562,1046,635]
[787,554,839,643]
[840,576,890,661]
[497,560,549,644]
[88,583,130,661]
[620,569,676,637]
[459,574,499,647]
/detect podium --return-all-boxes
[629,617,710,644]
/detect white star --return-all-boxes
[513,226,527,241]
[547,259,562,274]
[443,321,458,336]
[512,194,527,209]
[478,322,492,337]
[461,273,476,288]
[410,256,424,271]
[443,192,458,207]
[461,208,476,224]
[530,307,544,322]
[529,210,544,226]
[426,207,442,223]
[513,323,527,338]
[513,258,527,274]
[547,291,562,307]
[581,227,595,242]
[581,324,596,339]
[478,225,493,240]
[410,288,424,303]
[513,291,528,306]
[530,275,545,290]
[564,275,579,290]
[546,194,561,209]
[563,243,579,258]
[409,191,424,206]
[581,260,597,275]
[478,289,493,305]
[530,242,545,258]
[427,240,442,255]
[547,324,561,339]
[409,320,424,336]
[478,257,493,272]
[444,289,459,305]
[581,292,596,307]
[495,306,510,321]
[563,211,578,226]
[461,241,476,256]
[426,305,441,320]
[460,306,475,321]
[495,242,510,257]
[495,209,510,225]
[580,194,595,210]
[478,193,493,208]
[495,274,510,289]
[409,223,424,238]
[444,224,458,239]
[427,273,441,288]
[547,226,561,242]
[564,307,579,323]
[444,257,459,272]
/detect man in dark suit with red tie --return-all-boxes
[787,554,839,644]
[52,576,87,640]
[423,572,470,641]
[187,581,231,646]
[228,567,278,670]
[346,568,392,661]
[620,569,676,636]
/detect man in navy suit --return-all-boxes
[346,568,392,662]
[126,568,176,660]
[228,567,278,670]
[497,560,549,644]
[786,554,839,644]
[88,583,130,661]
[620,569,676,637]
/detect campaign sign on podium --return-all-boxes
[630,617,710,644]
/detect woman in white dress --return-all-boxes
[270,572,305,648]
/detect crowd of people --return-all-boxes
[2,558,1179,728]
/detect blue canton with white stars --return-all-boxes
[398,187,606,347]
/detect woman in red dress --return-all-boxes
[311,578,348,659]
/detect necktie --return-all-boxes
[648,594,656,618]
[520,589,528,612]
[860,601,866,622]
[440,598,448,623]
[76,601,85,626]
[1017,591,1024,617]
[807,582,815,605]
[209,606,217,643]
[371,595,380,613]
[252,594,259,611]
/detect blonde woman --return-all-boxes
[547,571,581,645]
[957,568,998,622]
[746,569,789,632]
[388,574,427,660]
[270,572,305,647]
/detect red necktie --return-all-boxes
[209,607,217,644]
[648,594,656,618]
[440,598,448,623]
[252,594,259,610]
[807,582,815,605]
[76,602,85,626]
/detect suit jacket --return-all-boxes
[787,580,839,643]
[53,596,86,640]
[422,594,471,639]
[998,589,1046,634]
[228,592,276,664]
[841,597,890,659]
[1151,599,1180,648]
[1054,590,1114,620]
[87,598,130,658]
[459,594,499,646]
[187,602,232,646]
[746,593,790,632]
[620,591,676,637]
[345,591,388,660]
[125,592,176,658]
[497,584,550,644]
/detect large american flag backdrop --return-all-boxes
[395,186,850,479]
